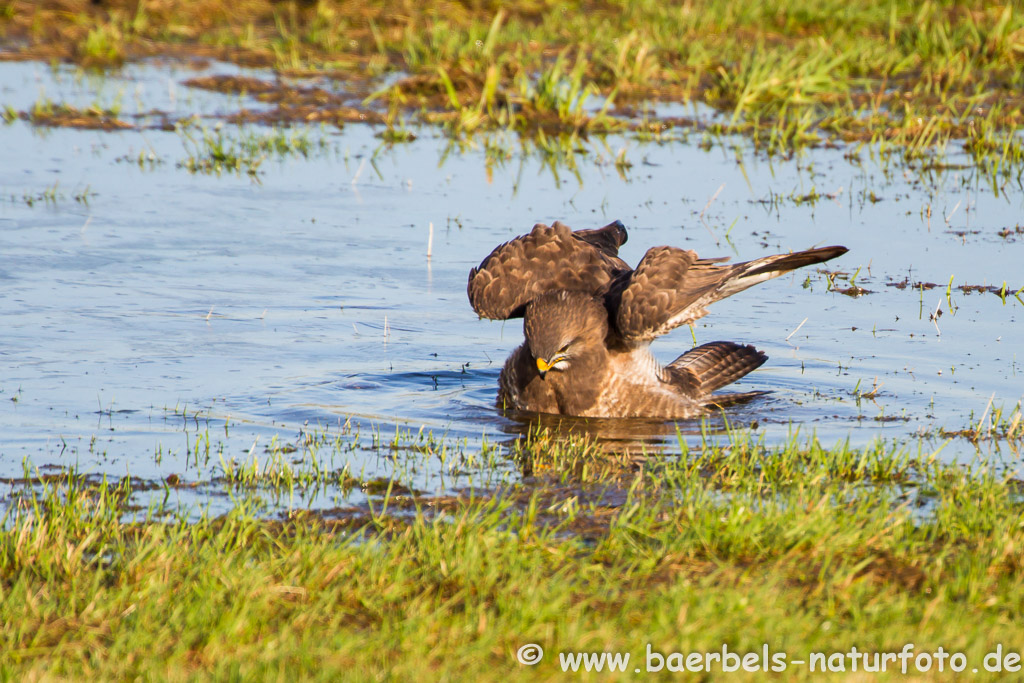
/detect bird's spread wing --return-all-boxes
[612,245,848,344]
[467,220,630,320]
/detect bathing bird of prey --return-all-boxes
[467,220,847,419]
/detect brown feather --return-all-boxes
[570,219,628,257]
[667,341,768,396]
[467,221,630,320]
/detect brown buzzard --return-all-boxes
[468,220,847,418]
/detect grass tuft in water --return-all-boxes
[176,120,326,175]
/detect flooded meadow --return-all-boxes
[1,58,1022,517]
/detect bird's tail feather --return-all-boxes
[717,245,848,299]
[668,341,767,396]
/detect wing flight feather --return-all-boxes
[612,245,848,344]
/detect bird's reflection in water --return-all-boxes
[495,393,764,456]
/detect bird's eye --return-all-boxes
[557,343,571,354]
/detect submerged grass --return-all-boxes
[4,181,95,207]
[3,428,1024,678]
[3,1,1024,172]
[176,120,329,175]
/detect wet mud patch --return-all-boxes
[998,224,1024,240]
[21,102,134,130]
[226,102,383,126]
[832,285,873,297]
[182,75,281,96]
[886,277,1024,301]
[182,73,386,126]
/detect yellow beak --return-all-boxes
[536,356,566,374]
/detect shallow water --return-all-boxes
[1,60,1022,515]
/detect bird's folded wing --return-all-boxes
[468,220,630,320]
[613,245,848,344]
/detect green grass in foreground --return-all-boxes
[3,430,1024,680]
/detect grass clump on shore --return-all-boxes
[3,429,1024,679]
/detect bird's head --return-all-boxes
[524,291,609,377]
